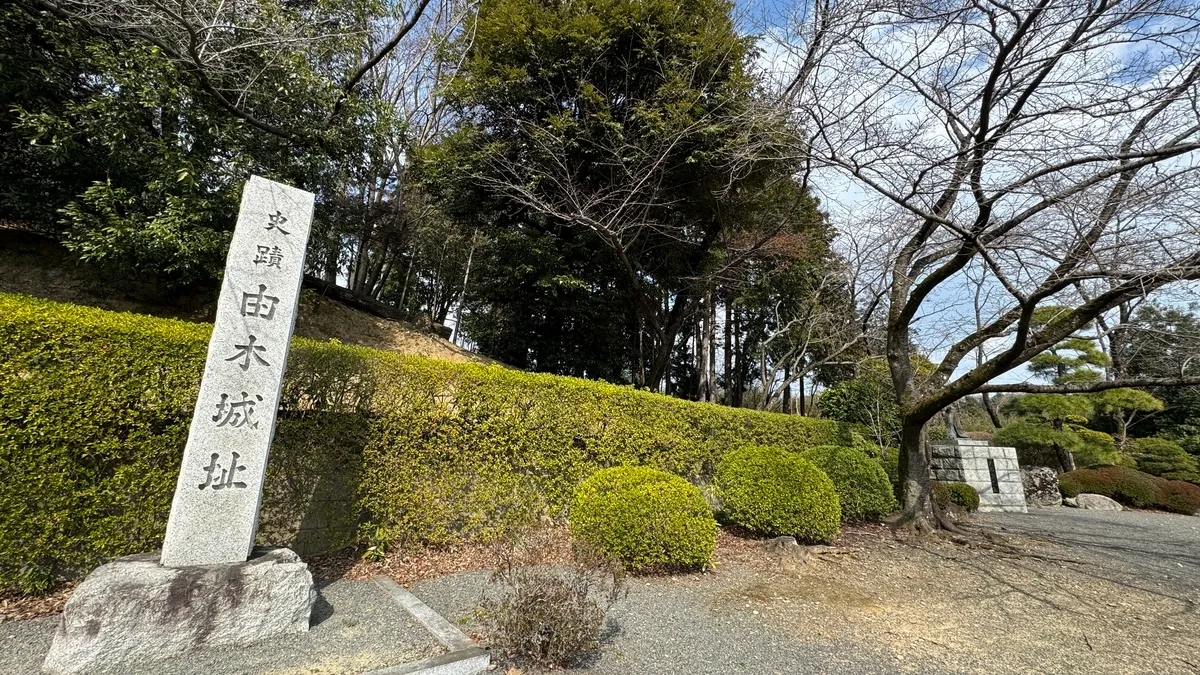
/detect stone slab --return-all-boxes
[364,647,491,675]
[162,176,315,567]
[42,547,315,674]
[372,577,475,651]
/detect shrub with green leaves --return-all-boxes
[0,293,851,592]
[1058,466,1160,508]
[932,482,980,512]
[568,467,716,571]
[800,446,897,522]
[1131,437,1200,484]
[715,446,840,542]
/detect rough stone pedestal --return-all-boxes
[43,547,315,674]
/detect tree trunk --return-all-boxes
[698,294,711,401]
[782,365,791,414]
[897,417,936,531]
[707,292,717,403]
[733,309,744,407]
[798,373,806,416]
[982,392,1003,429]
[723,301,732,405]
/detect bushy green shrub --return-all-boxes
[932,482,980,512]
[1131,437,1200,484]
[1154,480,1200,515]
[714,446,840,542]
[568,467,716,571]
[1058,466,1160,508]
[947,483,980,512]
[800,446,897,522]
[0,293,850,591]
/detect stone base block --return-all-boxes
[43,547,315,674]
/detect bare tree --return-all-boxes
[777,0,1200,529]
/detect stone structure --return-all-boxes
[43,549,314,674]
[930,438,1027,513]
[1075,493,1123,511]
[161,175,315,567]
[1021,466,1063,507]
[44,177,318,674]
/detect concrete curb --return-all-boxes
[364,576,490,675]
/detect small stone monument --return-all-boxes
[44,177,318,674]
[930,438,1028,513]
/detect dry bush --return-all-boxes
[476,527,625,668]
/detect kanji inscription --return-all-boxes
[160,176,314,567]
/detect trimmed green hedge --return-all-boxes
[568,466,716,571]
[932,482,980,512]
[0,293,849,592]
[714,446,841,542]
[1059,465,1200,514]
[800,446,896,522]
[1058,466,1160,508]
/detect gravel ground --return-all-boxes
[0,580,442,675]
[415,508,1200,674]
[413,567,920,674]
[983,506,1200,598]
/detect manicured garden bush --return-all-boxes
[933,482,980,512]
[1131,437,1200,484]
[800,446,897,522]
[1058,466,1161,508]
[948,483,981,512]
[1154,480,1200,515]
[714,446,840,542]
[568,467,716,571]
[0,292,850,592]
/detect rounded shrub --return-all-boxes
[946,483,980,512]
[568,466,717,571]
[1058,466,1159,508]
[714,446,841,542]
[932,482,979,512]
[1132,437,1200,484]
[800,446,897,522]
[1155,480,1200,515]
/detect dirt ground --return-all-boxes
[6,510,1198,673]
[701,510,1200,673]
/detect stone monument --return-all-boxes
[44,176,318,674]
[930,438,1028,513]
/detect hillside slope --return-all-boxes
[0,229,484,364]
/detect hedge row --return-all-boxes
[0,293,850,591]
[1059,465,1200,515]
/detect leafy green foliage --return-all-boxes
[1072,428,1134,468]
[1058,466,1160,508]
[714,446,841,542]
[1131,437,1200,484]
[568,467,716,571]
[817,360,902,447]
[0,293,850,592]
[932,482,980,513]
[1,2,392,286]
[799,446,897,522]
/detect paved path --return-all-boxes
[0,580,441,675]
[983,507,1200,600]
[413,568,911,675]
